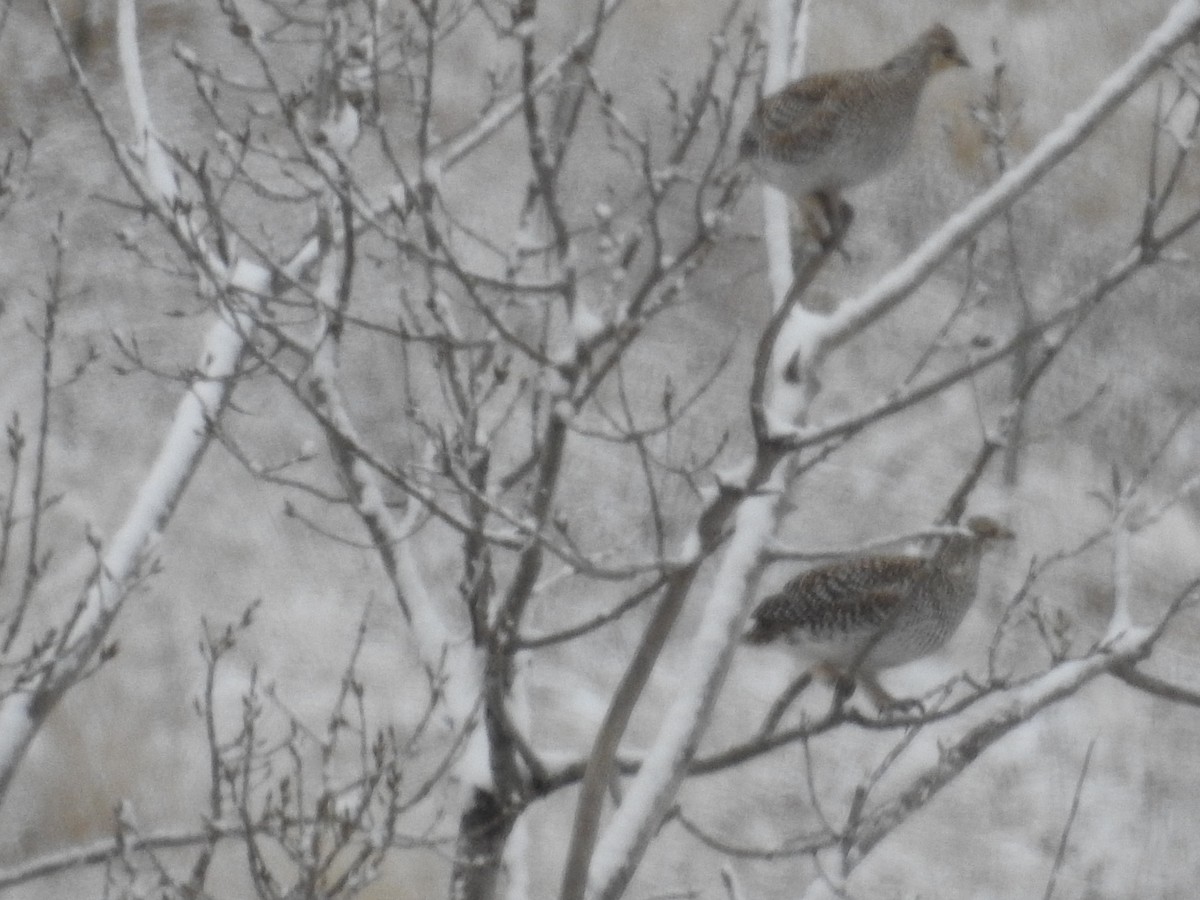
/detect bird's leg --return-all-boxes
[790,192,852,264]
[831,673,857,715]
[809,665,925,718]
[809,662,858,715]
[811,190,853,259]
[791,196,843,266]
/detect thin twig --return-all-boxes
[1041,738,1096,900]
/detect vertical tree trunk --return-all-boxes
[450,788,513,900]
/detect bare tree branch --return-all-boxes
[781,0,1200,388]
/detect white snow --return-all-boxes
[319,104,361,156]
[571,302,606,344]
[587,486,782,898]
[676,529,701,566]
[815,0,1200,362]
[712,455,756,490]
[0,697,34,797]
[421,157,445,193]
[760,186,793,307]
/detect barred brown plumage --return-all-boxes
[739,24,969,241]
[744,517,1014,703]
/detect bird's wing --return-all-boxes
[833,586,909,633]
[788,555,924,600]
[745,556,925,643]
[758,73,853,141]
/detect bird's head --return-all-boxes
[922,24,971,73]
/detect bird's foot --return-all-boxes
[831,672,857,713]
[807,664,859,717]
[824,197,854,256]
[812,666,924,718]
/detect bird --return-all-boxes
[739,24,970,245]
[743,516,1013,707]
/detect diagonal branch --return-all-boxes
[0,0,311,811]
[784,0,1200,382]
[1112,663,1200,708]
[844,569,1200,873]
[848,637,1143,862]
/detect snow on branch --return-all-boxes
[306,243,489,790]
[0,277,260,802]
[0,0,303,807]
[587,489,784,900]
[0,821,247,891]
[116,0,175,202]
[849,628,1154,862]
[572,7,1200,897]
[807,562,1199,889]
[758,0,814,307]
[782,0,1200,377]
[435,0,631,171]
[574,5,826,896]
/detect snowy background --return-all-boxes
[2,0,1200,897]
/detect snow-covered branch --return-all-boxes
[783,0,1200,383]
[0,279,258,802]
[757,0,813,306]
[574,5,822,897]
[850,628,1154,862]
[0,0,299,806]
[587,487,783,900]
[13,0,1200,896]
[0,821,246,891]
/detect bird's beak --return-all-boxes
[952,48,971,68]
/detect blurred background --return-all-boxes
[1,0,1199,897]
